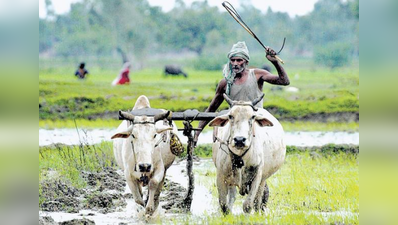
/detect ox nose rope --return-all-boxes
[222,1,286,64]
[214,131,252,169]
[213,107,258,169]
[154,137,163,148]
[251,120,256,137]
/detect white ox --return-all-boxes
[111,95,176,215]
[209,94,286,214]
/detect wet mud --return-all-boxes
[40,167,188,224]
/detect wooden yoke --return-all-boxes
[118,108,228,122]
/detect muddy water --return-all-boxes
[40,160,218,224]
[39,129,358,224]
[39,129,359,147]
[40,158,359,224]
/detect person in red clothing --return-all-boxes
[112,62,131,85]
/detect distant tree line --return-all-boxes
[39,0,358,69]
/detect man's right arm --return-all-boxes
[194,79,227,144]
[255,48,290,86]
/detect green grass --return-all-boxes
[39,62,359,131]
[39,142,115,188]
[168,152,359,225]
[39,119,359,132]
[39,142,358,224]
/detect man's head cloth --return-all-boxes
[227,41,250,62]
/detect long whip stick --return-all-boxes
[222,1,286,64]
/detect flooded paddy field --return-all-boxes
[39,128,359,147]
[39,142,359,224]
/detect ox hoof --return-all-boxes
[243,201,252,213]
[239,186,248,196]
[221,205,230,215]
[135,204,145,213]
[145,205,155,215]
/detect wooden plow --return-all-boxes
[118,108,227,211]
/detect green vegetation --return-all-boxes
[39,64,359,131]
[39,119,359,132]
[40,0,358,69]
[39,143,358,224]
[169,151,358,224]
[180,144,359,158]
[39,142,115,189]
[315,42,352,68]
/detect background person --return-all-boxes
[112,62,131,86]
[74,62,89,79]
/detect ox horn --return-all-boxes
[119,110,135,121]
[223,93,235,106]
[154,110,171,122]
[252,93,265,107]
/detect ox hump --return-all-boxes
[133,95,151,110]
[231,105,253,116]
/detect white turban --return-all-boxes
[223,41,250,95]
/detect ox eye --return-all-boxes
[153,134,157,138]
[131,134,136,138]
[229,115,234,120]
[251,115,256,119]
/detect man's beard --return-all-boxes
[232,64,246,74]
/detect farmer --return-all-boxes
[193,41,290,145]
[112,62,131,85]
[75,62,89,79]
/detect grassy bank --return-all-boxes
[39,65,359,126]
[183,143,359,158]
[39,142,115,189]
[39,143,359,188]
[39,119,359,132]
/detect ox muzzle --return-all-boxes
[233,136,246,148]
[138,163,152,173]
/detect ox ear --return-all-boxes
[208,115,229,127]
[111,125,133,139]
[156,125,173,133]
[255,115,273,127]
[111,132,130,139]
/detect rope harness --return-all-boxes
[214,117,256,169]
[126,120,169,172]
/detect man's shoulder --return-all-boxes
[253,68,271,80]
[215,79,227,93]
[252,68,267,74]
[218,78,227,88]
